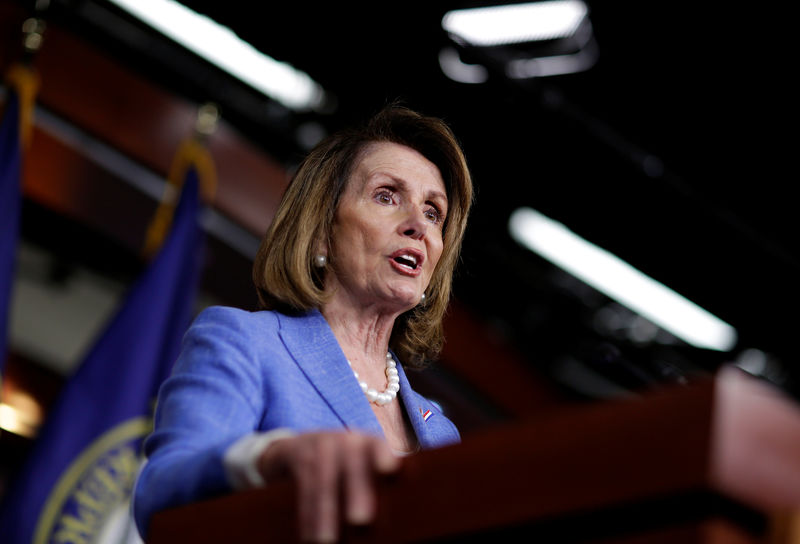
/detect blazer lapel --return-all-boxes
[397,361,460,449]
[396,361,435,449]
[277,310,384,438]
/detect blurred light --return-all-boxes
[504,16,597,78]
[442,1,589,46]
[733,348,787,385]
[509,207,738,351]
[107,0,327,111]
[505,44,597,78]
[438,47,489,84]
[735,348,768,376]
[0,390,43,438]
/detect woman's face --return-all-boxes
[326,142,447,314]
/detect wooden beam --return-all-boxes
[2,1,289,237]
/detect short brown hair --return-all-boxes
[253,104,474,367]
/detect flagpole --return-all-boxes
[0,9,44,416]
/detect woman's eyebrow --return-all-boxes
[370,173,448,208]
[426,189,448,204]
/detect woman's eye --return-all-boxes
[375,191,393,204]
[425,208,443,224]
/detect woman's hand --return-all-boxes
[257,431,401,543]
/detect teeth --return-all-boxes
[402,254,417,266]
[394,254,418,269]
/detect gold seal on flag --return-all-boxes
[33,417,151,544]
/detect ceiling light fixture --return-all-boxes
[509,207,738,352]
[442,0,589,46]
[440,1,597,80]
[106,0,327,112]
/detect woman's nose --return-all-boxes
[400,208,428,240]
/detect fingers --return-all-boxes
[258,432,403,543]
[371,438,402,475]
[296,436,339,543]
[342,436,375,525]
[342,436,401,526]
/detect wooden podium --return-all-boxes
[148,367,800,543]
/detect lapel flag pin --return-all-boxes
[422,409,433,422]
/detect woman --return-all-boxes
[133,105,474,542]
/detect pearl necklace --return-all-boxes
[348,352,400,406]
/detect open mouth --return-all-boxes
[390,249,424,274]
[393,254,419,270]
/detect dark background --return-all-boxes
[164,1,798,393]
[9,0,800,398]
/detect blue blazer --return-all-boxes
[133,306,460,535]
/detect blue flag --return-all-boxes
[0,86,22,374]
[0,166,206,544]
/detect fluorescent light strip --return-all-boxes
[107,0,326,111]
[509,207,738,351]
[442,1,588,47]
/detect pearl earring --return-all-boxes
[420,292,427,304]
[313,254,327,268]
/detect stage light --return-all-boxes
[107,0,327,111]
[509,207,738,352]
[442,1,589,46]
[0,390,43,438]
[440,1,597,80]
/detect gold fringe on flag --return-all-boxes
[142,126,218,259]
[3,63,40,149]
